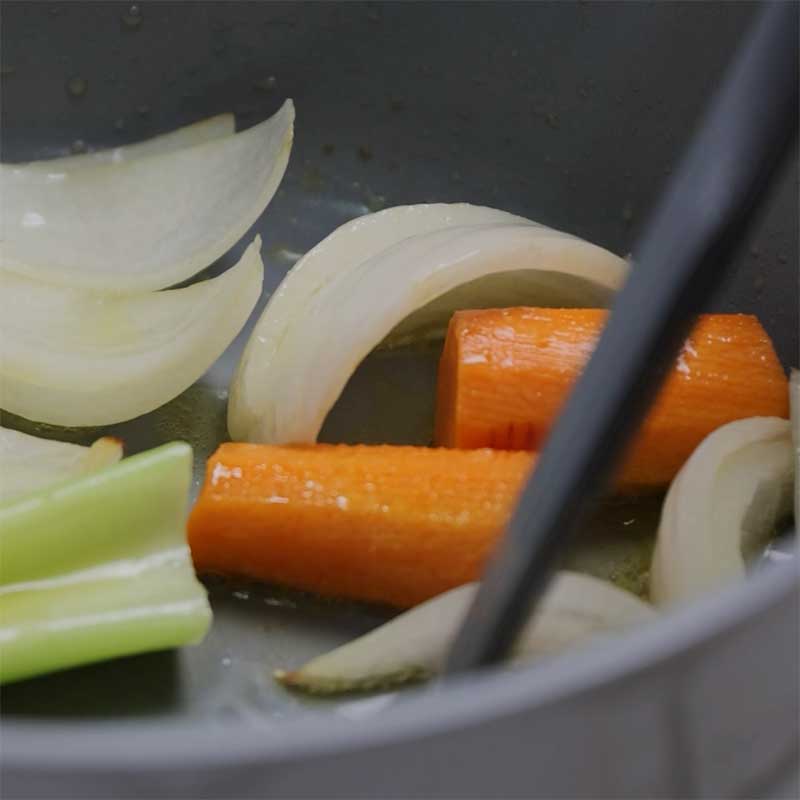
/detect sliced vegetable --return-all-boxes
[0,238,263,426]
[228,204,627,443]
[0,427,122,501]
[1,101,293,291]
[188,442,535,607]
[436,308,789,490]
[0,442,211,685]
[276,571,654,694]
[29,113,235,171]
[650,417,794,606]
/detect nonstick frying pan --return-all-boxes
[1,3,798,797]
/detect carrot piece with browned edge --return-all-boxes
[188,443,534,608]
[435,308,788,490]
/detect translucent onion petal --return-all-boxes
[229,204,627,443]
[276,571,654,694]
[1,102,293,291]
[650,417,794,606]
[0,427,123,502]
[25,114,235,172]
[0,238,263,426]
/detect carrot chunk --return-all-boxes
[188,443,534,607]
[435,308,788,490]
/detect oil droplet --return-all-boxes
[621,202,634,224]
[70,139,87,154]
[253,76,277,92]
[65,76,87,98]
[365,189,386,212]
[301,164,324,192]
[121,5,142,29]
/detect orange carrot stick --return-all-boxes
[188,443,533,607]
[435,308,789,490]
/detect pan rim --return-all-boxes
[2,555,797,772]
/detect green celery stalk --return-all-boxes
[0,442,211,684]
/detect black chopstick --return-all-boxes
[445,1,799,674]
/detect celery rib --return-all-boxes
[0,442,211,684]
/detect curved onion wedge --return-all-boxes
[0,238,263,427]
[1,101,293,291]
[0,427,123,502]
[650,417,794,607]
[229,204,627,443]
[275,571,654,694]
[26,114,235,172]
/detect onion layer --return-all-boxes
[0,239,263,426]
[0,427,122,502]
[1,102,293,291]
[650,417,794,606]
[276,571,653,694]
[229,204,627,443]
[25,114,235,172]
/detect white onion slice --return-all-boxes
[650,417,794,607]
[229,204,627,443]
[1,102,293,291]
[25,114,235,172]
[0,238,263,426]
[0,427,123,502]
[276,571,654,694]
